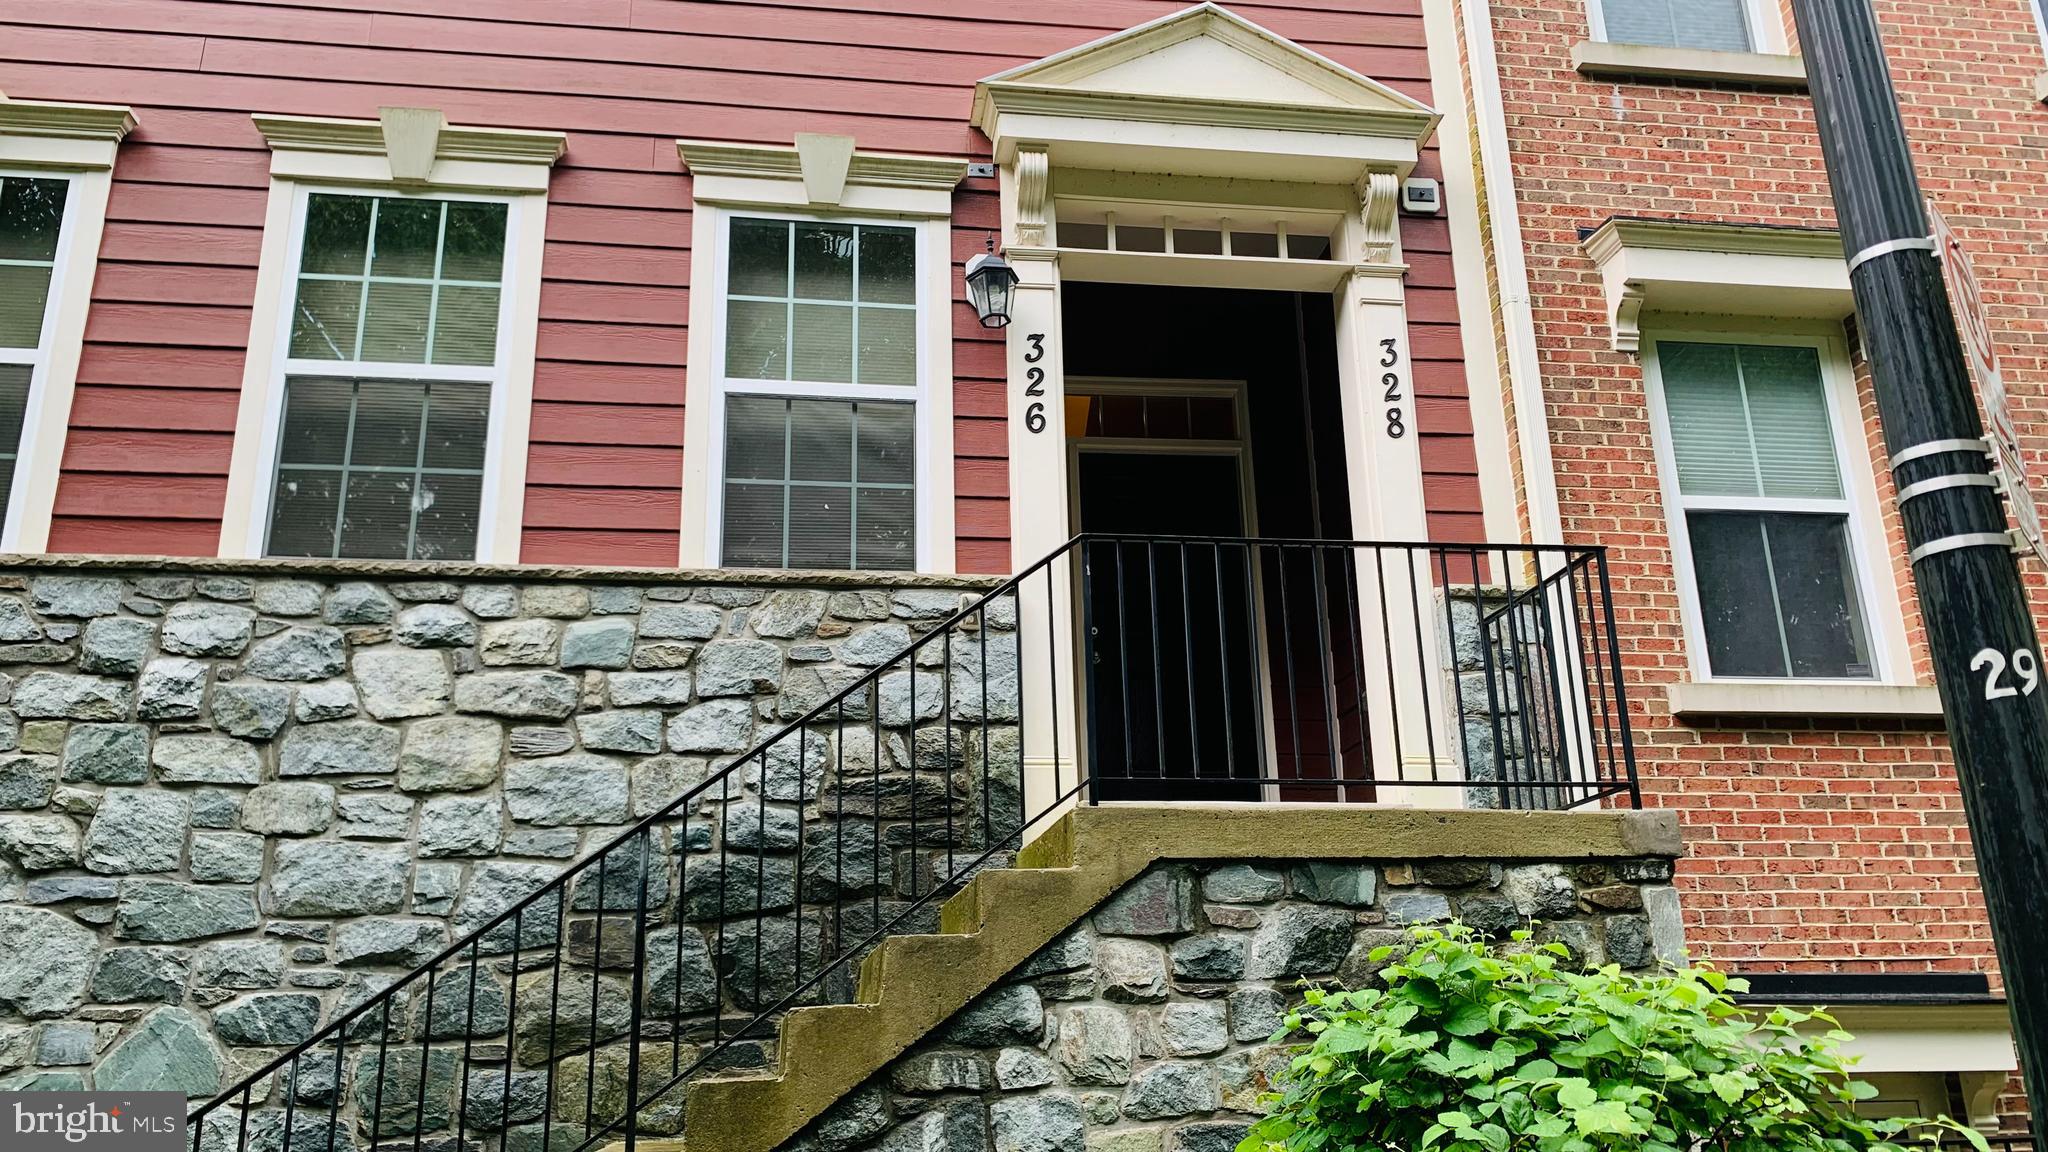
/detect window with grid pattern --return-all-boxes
[1595,0,1753,51]
[266,192,507,560]
[1656,341,1875,680]
[0,176,70,529]
[717,217,920,570]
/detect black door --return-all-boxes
[1076,451,1263,801]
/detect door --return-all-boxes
[1075,449,1264,800]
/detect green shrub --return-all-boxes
[1240,925,1983,1152]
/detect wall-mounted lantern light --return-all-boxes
[964,239,1019,329]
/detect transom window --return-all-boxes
[0,175,70,533]
[1653,340,1876,680]
[1592,0,1754,52]
[714,216,921,570]
[265,191,509,560]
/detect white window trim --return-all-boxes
[1643,326,1914,687]
[220,111,562,563]
[0,98,135,553]
[1585,0,1790,55]
[677,135,966,573]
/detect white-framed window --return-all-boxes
[1588,0,1767,52]
[1645,333,1892,682]
[0,172,76,545]
[254,188,514,561]
[222,111,561,563]
[703,210,932,571]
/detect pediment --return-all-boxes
[974,2,1434,128]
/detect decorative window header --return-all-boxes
[0,94,136,169]
[1580,216,1849,354]
[253,109,565,192]
[678,134,968,217]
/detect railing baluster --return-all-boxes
[1310,544,1342,797]
[1212,543,1237,779]
[1114,544,1133,783]
[1181,540,1200,783]
[1146,541,1167,780]
[1404,547,1440,783]
[624,828,653,1152]
[1240,541,1271,779]
[1373,544,1403,780]
[1275,545,1301,783]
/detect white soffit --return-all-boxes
[1581,216,1851,353]
[971,2,1441,182]
[677,136,968,216]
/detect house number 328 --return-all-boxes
[1023,332,1048,434]
[1972,646,2040,701]
[1379,337,1407,440]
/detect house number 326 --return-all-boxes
[1023,332,1048,434]
[1972,646,2040,701]
[1379,337,1407,440]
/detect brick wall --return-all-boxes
[1464,0,2048,978]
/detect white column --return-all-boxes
[1003,246,1081,826]
[1332,253,1457,805]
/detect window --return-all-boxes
[0,175,71,535]
[263,191,509,560]
[1652,340,1878,680]
[712,216,921,570]
[1592,0,1754,52]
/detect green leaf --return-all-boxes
[1556,1080,1598,1110]
[1438,1112,1473,1128]
[1445,1002,1492,1037]
[1570,1100,1640,1135]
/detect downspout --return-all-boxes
[1461,0,1564,544]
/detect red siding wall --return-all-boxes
[0,0,1470,572]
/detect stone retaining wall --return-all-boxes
[787,855,1684,1152]
[0,563,1001,1097]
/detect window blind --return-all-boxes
[1661,342,1839,500]
[1601,0,1753,52]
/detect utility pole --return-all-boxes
[1788,0,2048,1138]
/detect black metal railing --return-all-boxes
[1076,535,1638,809]
[189,534,1638,1152]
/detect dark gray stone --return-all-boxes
[161,603,255,657]
[1290,862,1377,906]
[561,618,636,670]
[189,833,263,884]
[1172,1123,1253,1152]
[62,723,149,784]
[608,671,694,707]
[352,1047,456,1134]
[396,603,477,648]
[153,735,261,785]
[292,680,358,722]
[0,815,81,871]
[1054,1004,1134,1085]
[92,946,190,1004]
[1096,938,1168,1002]
[240,782,334,836]
[81,616,157,674]
[0,906,96,1016]
[695,639,784,696]
[333,919,450,967]
[114,881,260,943]
[14,674,129,721]
[1384,892,1453,926]
[640,603,721,641]
[665,699,754,752]
[1606,914,1652,969]
[1228,986,1288,1043]
[211,685,289,740]
[1200,864,1285,904]
[940,984,1041,1047]
[989,1094,1083,1152]
[1162,1001,1229,1056]
[1246,904,1354,979]
[191,940,284,989]
[243,627,347,681]
[279,721,400,777]
[81,789,187,874]
[0,753,56,809]
[1094,868,1195,935]
[1169,933,1246,981]
[214,993,321,1046]
[892,1050,988,1094]
[1122,1061,1219,1121]
[32,577,123,619]
[574,710,662,754]
[419,794,501,856]
[34,1023,93,1066]
[642,926,718,1016]
[454,672,580,720]
[95,1007,223,1097]
[270,841,408,916]
[504,755,629,826]
[324,583,396,626]
[399,716,504,792]
[22,873,112,903]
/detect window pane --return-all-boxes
[0,363,32,515]
[855,401,915,485]
[1660,342,1756,497]
[721,482,785,567]
[789,398,853,484]
[350,380,428,468]
[431,285,500,367]
[792,303,853,383]
[0,177,67,262]
[1687,512,1787,678]
[289,279,363,360]
[441,202,508,281]
[787,486,852,569]
[728,219,789,298]
[1766,514,1873,678]
[858,227,916,305]
[857,306,916,386]
[276,378,354,466]
[1741,344,1841,498]
[338,471,415,559]
[857,487,914,570]
[360,281,432,363]
[301,195,373,275]
[725,299,788,381]
[370,199,441,279]
[1602,0,1750,50]
[793,223,855,301]
[725,395,787,481]
[1688,511,1872,680]
[270,377,487,561]
[414,472,482,561]
[266,470,340,558]
[424,381,492,472]
[0,264,53,349]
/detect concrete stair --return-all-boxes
[617,803,1677,1152]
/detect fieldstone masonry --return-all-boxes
[0,561,1002,1100]
[788,856,1683,1152]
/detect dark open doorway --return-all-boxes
[1063,282,1373,802]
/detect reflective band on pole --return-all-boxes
[1890,437,1992,471]
[1909,531,2015,563]
[1896,472,2001,505]
[1848,234,1937,274]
